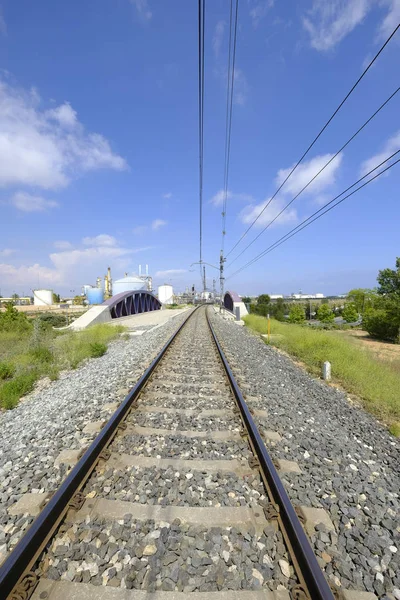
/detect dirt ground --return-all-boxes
[336,329,400,367]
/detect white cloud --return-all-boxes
[302,0,400,51]
[275,154,343,197]
[249,0,274,28]
[213,21,226,58]
[10,191,58,212]
[0,241,153,295]
[151,219,167,231]
[240,197,298,228]
[359,130,400,176]
[46,102,78,128]
[155,269,187,278]
[54,240,73,250]
[130,0,152,21]
[133,225,148,235]
[162,192,172,199]
[0,7,6,36]
[82,234,117,247]
[0,262,61,288]
[0,248,15,257]
[214,66,249,107]
[0,79,127,191]
[210,189,254,207]
[233,68,249,106]
[378,0,400,39]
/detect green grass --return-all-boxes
[0,323,125,410]
[243,314,400,435]
[0,361,15,380]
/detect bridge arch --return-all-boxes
[103,290,161,319]
[223,291,241,313]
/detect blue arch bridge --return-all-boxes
[103,290,161,318]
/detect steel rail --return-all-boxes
[206,308,335,600]
[0,307,198,599]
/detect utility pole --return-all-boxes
[219,252,226,312]
[203,265,206,294]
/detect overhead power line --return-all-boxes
[225,23,400,258]
[226,85,400,268]
[226,150,400,279]
[221,0,239,254]
[198,0,205,265]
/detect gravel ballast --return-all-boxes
[85,465,266,507]
[210,310,400,598]
[0,311,190,558]
[40,517,295,592]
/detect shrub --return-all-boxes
[342,302,359,323]
[317,304,335,324]
[37,314,67,328]
[0,303,32,333]
[0,371,38,409]
[89,342,107,358]
[0,362,15,380]
[288,304,305,324]
[29,346,54,363]
[363,307,399,342]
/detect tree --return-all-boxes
[288,304,305,324]
[52,292,60,303]
[241,296,251,304]
[0,302,32,332]
[347,288,376,314]
[257,294,271,305]
[317,304,335,324]
[377,257,400,298]
[342,302,359,323]
[73,295,84,305]
[273,298,285,321]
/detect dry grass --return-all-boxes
[244,314,400,436]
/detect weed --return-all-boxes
[244,314,400,429]
[0,362,15,380]
[389,422,400,437]
[89,342,107,358]
[29,346,54,363]
[0,371,38,409]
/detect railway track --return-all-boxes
[0,306,335,600]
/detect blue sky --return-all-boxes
[0,0,399,298]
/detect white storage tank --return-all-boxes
[158,284,174,305]
[33,289,53,306]
[113,276,146,295]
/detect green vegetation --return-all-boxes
[0,305,125,410]
[352,258,400,343]
[243,314,400,434]
[88,342,107,358]
[317,303,335,324]
[342,302,359,323]
[288,304,305,323]
[0,362,15,380]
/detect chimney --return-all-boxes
[139,264,142,276]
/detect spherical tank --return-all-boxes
[113,276,146,295]
[86,287,104,304]
[158,284,174,304]
[33,289,53,306]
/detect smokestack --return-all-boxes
[139,264,142,276]
[146,264,148,276]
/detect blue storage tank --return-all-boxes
[86,287,104,305]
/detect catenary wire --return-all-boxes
[226,151,400,279]
[198,0,205,265]
[221,0,239,254]
[225,23,400,258]
[226,86,400,268]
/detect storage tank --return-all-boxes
[113,276,146,295]
[86,287,104,305]
[158,284,174,305]
[33,289,53,306]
